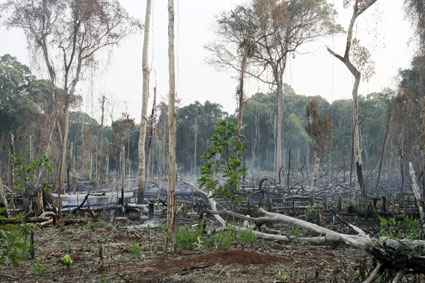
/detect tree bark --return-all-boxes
[311,149,321,206]
[237,55,248,139]
[121,145,125,214]
[375,112,391,196]
[96,96,105,188]
[167,0,177,253]
[275,77,285,180]
[146,87,157,184]
[137,0,152,205]
[193,118,198,175]
[408,162,425,235]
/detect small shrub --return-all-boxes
[31,262,46,276]
[156,223,167,233]
[206,229,233,250]
[0,208,32,266]
[176,226,204,251]
[238,228,257,246]
[62,253,73,269]
[82,221,96,230]
[130,243,141,255]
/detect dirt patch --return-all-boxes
[139,250,286,280]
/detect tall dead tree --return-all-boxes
[327,0,377,199]
[96,96,106,187]
[167,0,177,253]
[137,0,152,205]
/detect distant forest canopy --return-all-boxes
[0,53,424,185]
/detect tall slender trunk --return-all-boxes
[193,118,198,175]
[275,79,284,180]
[375,112,391,196]
[59,102,70,193]
[311,149,321,206]
[9,134,15,210]
[121,145,125,213]
[137,0,152,204]
[167,0,177,253]
[146,87,157,183]
[237,55,247,139]
[96,96,105,188]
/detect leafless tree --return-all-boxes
[137,0,152,204]
[167,0,177,253]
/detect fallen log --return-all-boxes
[183,181,425,282]
[0,217,51,224]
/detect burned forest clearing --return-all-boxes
[1,0,425,282]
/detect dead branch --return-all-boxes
[363,263,382,283]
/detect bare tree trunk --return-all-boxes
[375,112,391,196]
[167,0,177,253]
[137,0,152,204]
[193,118,198,175]
[408,162,425,235]
[0,178,8,209]
[121,145,125,214]
[29,134,32,163]
[275,78,285,180]
[96,96,105,188]
[105,155,109,183]
[146,87,157,184]
[311,148,321,206]
[237,55,247,139]
[252,109,259,169]
[9,134,15,209]
[59,102,70,193]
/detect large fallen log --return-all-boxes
[183,181,425,282]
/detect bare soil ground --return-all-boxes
[1,214,424,282]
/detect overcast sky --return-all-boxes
[0,0,416,124]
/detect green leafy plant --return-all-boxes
[276,270,289,281]
[206,229,233,250]
[305,205,316,214]
[176,225,204,251]
[31,262,46,276]
[238,228,257,246]
[291,225,303,237]
[156,223,167,233]
[0,208,32,266]
[378,215,423,239]
[82,221,96,230]
[10,155,55,193]
[62,253,73,269]
[199,119,247,235]
[130,243,141,255]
